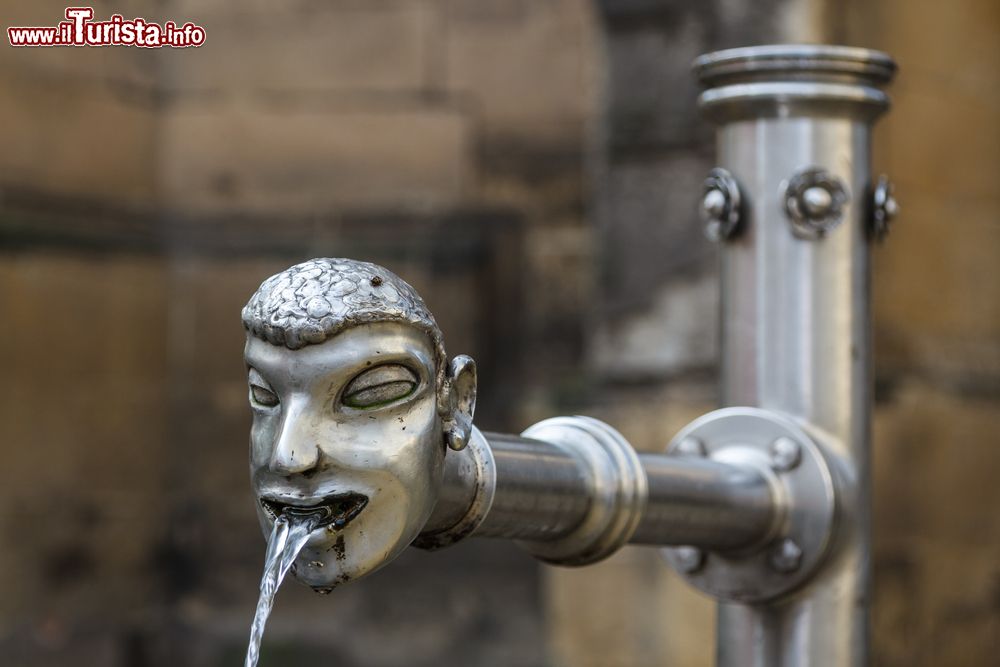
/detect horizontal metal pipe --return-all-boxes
[475,432,594,541]
[423,430,777,553]
[632,453,775,549]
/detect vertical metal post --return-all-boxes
[694,46,896,666]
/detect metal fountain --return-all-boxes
[241,45,898,667]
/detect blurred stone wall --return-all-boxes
[0,0,997,666]
[0,1,599,665]
[849,0,1000,664]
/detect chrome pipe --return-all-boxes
[420,424,778,559]
[632,453,774,549]
[694,45,896,667]
[476,432,595,541]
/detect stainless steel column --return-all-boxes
[694,46,896,667]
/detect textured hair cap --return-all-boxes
[242,258,446,373]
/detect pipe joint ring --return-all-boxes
[413,427,496,550]
[518,416,648,566]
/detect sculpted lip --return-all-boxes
[259,492,369,530]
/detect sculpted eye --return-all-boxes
[250,384,279,407]
[342,364,418,409]
[248,368,279,408]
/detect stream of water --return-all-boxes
[244,513,320,667]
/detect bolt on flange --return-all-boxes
[660,407,836,603]
[783,168,850,240]
[770,437,802,472]
[672,546,706,574]
[769,538,803,573]
[675,436,707,457]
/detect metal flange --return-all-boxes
[519,416,647,566]
[413,427,496,550]
[662,407,836,602]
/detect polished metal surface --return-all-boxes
[422,428,602,545]
[242,259,783,587]
[414,426,496,550]
[696,44,896,667]
[661,408,835,602]
[240,45,898,660]
[695,45,895,125]
[243,259,478,591]
[473,431,595,541]
[422,425,779,558]
[634,451,773,549]
[517,416,648,565]
[693,44,896,86]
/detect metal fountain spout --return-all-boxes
[241,256,821,591]
[243,259,478,590]
[241,44,897,667]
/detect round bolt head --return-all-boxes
[883,195,899,220]
[871,174,898,241]
[675,436,707,457]
[770,437,802,471]
[702,188,728,219]
[673,546,706,574]
[783,168,849,240]
[802,186,834,216]
[701,168,742,242]
[769,538,803,573]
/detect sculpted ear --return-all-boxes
[442,355,477,451]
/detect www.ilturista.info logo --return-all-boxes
[8,7,205,48]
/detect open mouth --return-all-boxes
[259,492,368,530]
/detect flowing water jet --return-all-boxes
[245,508,332,667]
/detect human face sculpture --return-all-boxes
[246,319,475,591]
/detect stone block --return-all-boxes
[161,3,429,94]
[0,68,157,202]
[599,152,715,313]
[879,0,999,101]
[883,82,999,201]
[874,188,1000,376]
[0,253,169,624]
[522,222,593,321]
[593,271,718,380]
[445,0,601,143]
[160,102,472,213]
[873,381,1000,548]
[874,539,1000,667]
[567,379,715,454]
[0,252,167,387]
[606,15,710,152]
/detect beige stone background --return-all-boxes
[0,0,996,666]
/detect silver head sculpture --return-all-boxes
[242,258,477,591]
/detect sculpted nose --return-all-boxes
[269,410,321,475]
